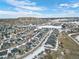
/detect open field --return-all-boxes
[45,31,79,59]
[59,31,79,59]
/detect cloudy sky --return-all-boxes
[0,0,79,18]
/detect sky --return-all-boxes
[0,0,79,18]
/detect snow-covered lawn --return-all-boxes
[23,45,45,59]
[75,35,79,41]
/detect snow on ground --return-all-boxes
[23,26,60,59]
[37,25,62,29]
[23,45,45,59]
[75,35,79,41]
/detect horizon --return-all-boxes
[0,0,79,18]
[0,16,79,19]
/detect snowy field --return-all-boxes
[75,35,79,41]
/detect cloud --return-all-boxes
[45,9,78,17]
[72,3,79,8]
[60,4,69,7]
[63,10,76,15]
[6,0,46,11]
[0,9,79,18]
[60,2,79,8]
[0,0,47,18]
[0,10,42,18]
